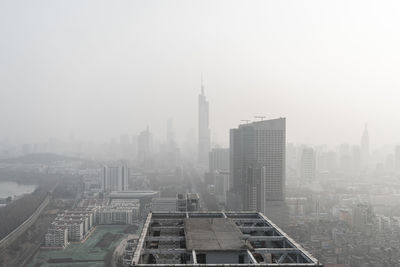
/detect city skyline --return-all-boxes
[2,1,400,147]
[2,1,400,266]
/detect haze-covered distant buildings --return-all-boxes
[151,193,201,212]
[300,147,316,183]
[209,148,229,172]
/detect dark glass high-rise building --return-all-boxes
[229,118,286,212]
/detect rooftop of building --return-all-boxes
[152,197,176,202]
[131,211,322,267]
[237,117,286,129]
[109,191,159,199]
[63,209,95,214]
[185,217,249,251]
[177,192,199,200]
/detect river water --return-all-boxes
[0,181,37,199]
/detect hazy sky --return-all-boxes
[1,0,400,148]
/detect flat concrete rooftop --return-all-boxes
[131,212,323,266]
[185,218,250,251]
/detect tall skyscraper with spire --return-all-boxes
[198,78,210,165]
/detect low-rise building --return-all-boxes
[98,199,140,225]
[44,225,68,248]
[176,193,200,212]
[151,198,176,212]
[43,208,96,249]
[53,218,85,241]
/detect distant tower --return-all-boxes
[361,124,370,167]
[198,77,210,165]
[138,126,153,163]
[300,147,316,183]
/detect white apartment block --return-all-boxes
[44,225,68,248]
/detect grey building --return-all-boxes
[176,193,200,212]
[151,197,177,212]
[229,118,286,212]
[137,126,153,168]
[198,82,210,165]
[103,165,129,192]
[209,148,229,172]
[300,147,316,183]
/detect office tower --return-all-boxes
[137,126,153,167]
[300,147,316,183]
[209,148,229,172]
[103,165,129,192]
[198,80,210,165]
[361,124,370,167]
[229,118,286,212]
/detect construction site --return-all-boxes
[130,212,323,266]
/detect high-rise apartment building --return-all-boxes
[198,81,210,165]
[229,118,286,212]
[103,165,129,192]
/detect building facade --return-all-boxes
[98,199,140,225]
[198,82,210,165]
[300,147,316,183]
[229,118,286,212]
[176,193,200,212]
[209,148,229,172]
[44,226,68,248]
[103,165,129,192]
